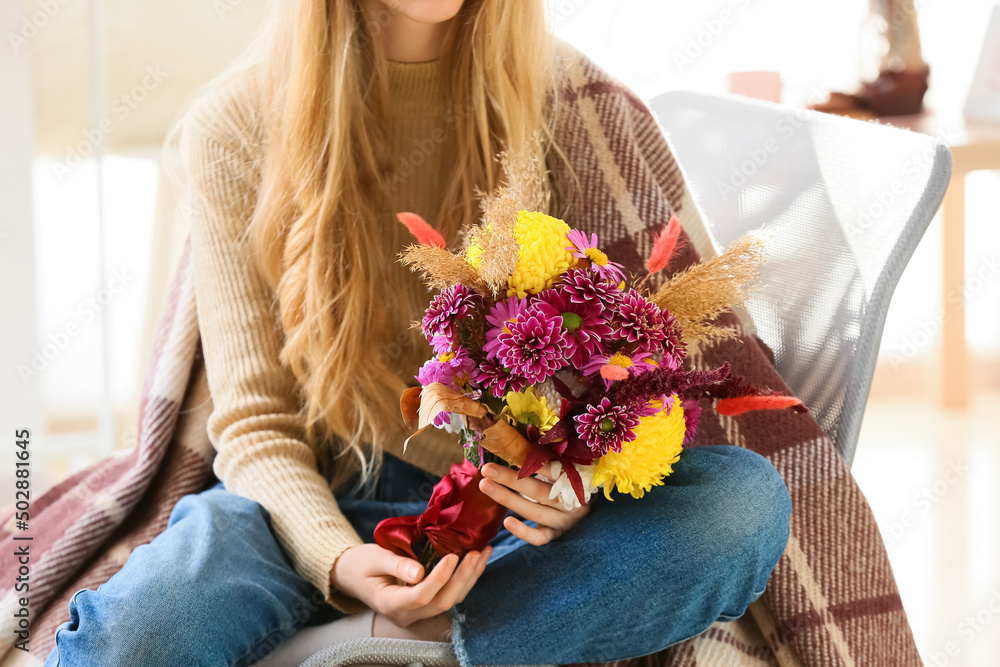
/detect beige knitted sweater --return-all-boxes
[181,57,474,613]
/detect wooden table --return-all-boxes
[885,112,1000,408]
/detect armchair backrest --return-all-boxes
[650,91,952,464]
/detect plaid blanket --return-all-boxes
[0,46,921,666]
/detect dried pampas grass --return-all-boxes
[467,188,519,296]
[398,245,483,292]
[651,230,770,344]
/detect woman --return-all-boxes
[44,1,791,665]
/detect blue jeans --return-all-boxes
[44,445,791,667]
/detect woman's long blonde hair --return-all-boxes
[176,0,559,491]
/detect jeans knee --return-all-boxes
[687,446,790,617]
[719,447,789,552]
[48,587,197,667]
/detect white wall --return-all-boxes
[1,0,44,488]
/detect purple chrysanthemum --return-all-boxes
[661,309,687,370]
[415,347,478,427]
[565,229,626,283]
[415,347,477,392]
[421,285,482,345]
[573,397,641,456]
[495,308,571,384]
[533,289,613,368]
[476,358,528,398]
[681,397,702,445]
[429,334,453,356]
[559,268,624,313]
[483,296,529,360]
[613,289,668,354]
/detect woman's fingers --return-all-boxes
[481,463,561,507]
[422,550,485,613]
[453,546,491,604]
[393,548,492,624]
[479,476,569,528]
[393,553,459,610]
[504,515,559,546]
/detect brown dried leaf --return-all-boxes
[403,383,487,452]
[417,382,486,426]
[480,419,531,467]
[400,387,422,430]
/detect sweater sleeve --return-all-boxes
[180,111,368,615]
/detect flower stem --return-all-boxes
[417,537,443,572]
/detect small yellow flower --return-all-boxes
[501,387,560,433]
[584,247,610,267]
[506,211,576,298]
[607,353,633,369]
[592,396,686,500]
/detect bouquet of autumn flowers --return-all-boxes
[374,190,806,570]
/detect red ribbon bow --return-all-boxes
[374,459,508,563]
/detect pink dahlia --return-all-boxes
[495,308,571,384]
[533,289,613,368]
[475,358,528,399]
[422,285,482,345]
[565,230,626,283]
[483,296,529,360]
[559,268,624,313]
[661,309,687,370]
[613,289,668,354]
[573,397,641,456]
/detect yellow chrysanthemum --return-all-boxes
[506,210,576,297]
[592,396,686,500]
[501,387,560,433]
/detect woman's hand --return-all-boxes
[478,461,591,546]
[332,543,491,628]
